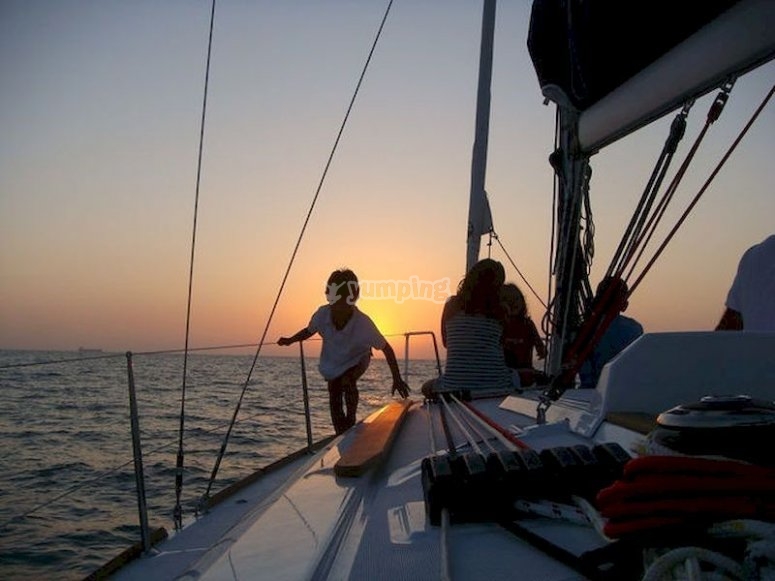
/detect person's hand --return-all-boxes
[392,378,410,399]
[277,337,292,346]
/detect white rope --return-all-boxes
[440,508,452,581]
[641,546,744,581]
[449,393,517,452]
[440,397,484,456]
[450,399,498,455]
[426,402,439,455]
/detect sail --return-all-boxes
[528,0,775,153]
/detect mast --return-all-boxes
[546,107,591,377]
[530,0,775,379]
[465,0,496,272]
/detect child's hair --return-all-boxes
[501,282,527,316]
[326,268,359,304]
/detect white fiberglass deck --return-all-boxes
[113,331,775,581]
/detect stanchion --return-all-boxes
[299,342,313,452]
[125,351,151,554]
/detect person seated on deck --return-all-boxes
[500,282,548,387]
[278,268,410,435]
[422,258,516,399]
[578,277,643,389]
[716,233,775,332]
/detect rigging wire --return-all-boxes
[629,82,774,295]
[201,0,396,501]
[491,233,547,311]
[617,81,734,287]
[540,80,772,407]
[623,90,729,284]
[174,0,217,531]
[605,101,692,281]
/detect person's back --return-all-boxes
[717,234,775,331]
[578,277,643,389]
[443,312,513,392]
[426,259,514,395]
[579,313,643,389]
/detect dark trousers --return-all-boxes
[327,357,369,435]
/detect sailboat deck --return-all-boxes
[113,393,605,581]
[111,332,775,580]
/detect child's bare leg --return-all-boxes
[342,378,359,431]
[327,378,347,435]
[338,356,369,432]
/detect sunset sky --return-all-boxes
[2,1,774,361]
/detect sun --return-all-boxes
[360,299,443,360]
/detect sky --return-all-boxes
[1,1,774,361]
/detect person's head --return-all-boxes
[501,282,526,317]
[326,268,359,309]
[458,258,505,316]
[596,276,629,312]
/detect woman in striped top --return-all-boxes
[424,259,515,396]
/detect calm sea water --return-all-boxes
[0,349,438,580]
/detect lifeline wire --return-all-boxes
[202,0,395,499]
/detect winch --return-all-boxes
[649,395,775,465]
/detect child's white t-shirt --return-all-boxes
[308,305,387,381]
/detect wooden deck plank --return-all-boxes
[334,399,414,477]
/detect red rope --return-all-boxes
[462,401,531,449]
[596,455,775,538]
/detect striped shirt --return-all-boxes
[442,314,513,391]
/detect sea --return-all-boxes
[0,349,439,580]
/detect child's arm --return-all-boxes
[278,328,314,346]
[380,342,410,398]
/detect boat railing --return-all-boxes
[402,331,443,381]
[0,347,340,577]
[125,351,152,556]
[0,342,441,577]
[298,341,314,452]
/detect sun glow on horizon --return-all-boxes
[1,4,773,356]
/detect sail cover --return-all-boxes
[528,0,775,152]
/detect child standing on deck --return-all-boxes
[278,268,410,435]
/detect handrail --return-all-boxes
[403,331,443,382]
[2,339,433,576]
[0,347,326,547]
